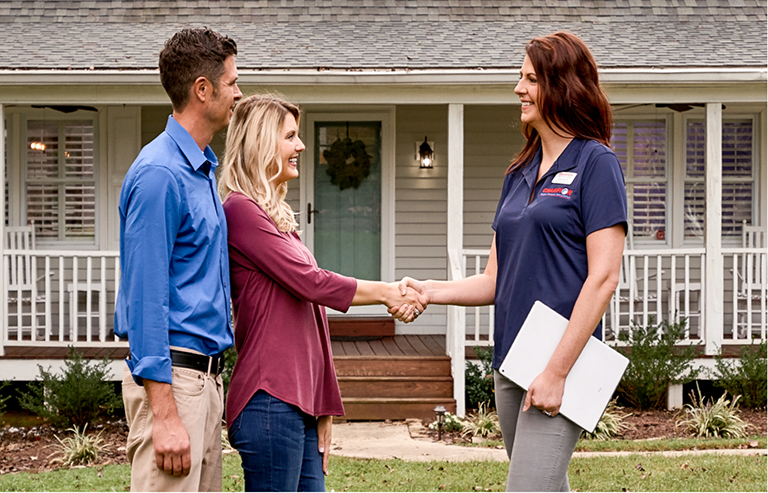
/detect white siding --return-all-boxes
[394,105,448,334]
[463,105,524,251]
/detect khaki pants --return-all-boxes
[122,364,224,492]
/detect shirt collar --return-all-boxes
[164,115,219,172]
[522,138,586,186]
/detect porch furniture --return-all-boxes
[734,221,767,339]
[613,226,664,336]
[5,224,49,338]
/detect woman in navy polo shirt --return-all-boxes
[393,32,627,491]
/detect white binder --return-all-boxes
[498,301,629,432]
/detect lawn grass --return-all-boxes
[461,435,767,453]
[0,451,765,492]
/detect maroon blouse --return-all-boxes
[223,193,357,425]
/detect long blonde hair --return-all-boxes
[219,95,300,232]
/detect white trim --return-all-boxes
[303,109,396,315]
[0,67,764,85]
[0,103,5,357]
[704,103,723,355]
[13,108,101,247]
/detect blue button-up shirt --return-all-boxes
[491,138,627,369]
[115,116,233,385]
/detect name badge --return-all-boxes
[552,172,576,185]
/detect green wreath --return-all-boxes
[322,137,372,190]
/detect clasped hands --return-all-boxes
[387,277,427,323]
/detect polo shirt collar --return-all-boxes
[164,116,219,172]
[522,137,586,187]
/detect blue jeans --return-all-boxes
[228,391,324,492]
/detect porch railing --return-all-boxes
[2,250,124,349]
[446,246,768,416]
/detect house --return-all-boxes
[1,0,766,418]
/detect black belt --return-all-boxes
[170,349,226,376]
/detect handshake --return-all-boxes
[385,277,427,324]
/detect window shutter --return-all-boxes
[25,120,96,241]
[685,120,753,239]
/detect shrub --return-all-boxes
[221,345,238,396]
[0,381,10,420]
[19,347,122,428]
[713,340,767,409]
[675,385,748,439]
[615,318,701,410]
[581,398,633,440]
[461,401,500,439]
[466,346,495,411]
[52,424,106,466]
[428,412,464,433]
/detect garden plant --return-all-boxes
[676,384,749,439]
[615,317,701,409]
[713,340,767,409]
[18,346,122,428]
[466,346,494,410]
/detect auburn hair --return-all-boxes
[219,94,300,233]
[508,32,613,173]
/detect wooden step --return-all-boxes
[341,397,457,422]
[328,317,395,340]
[333,355,451,377]
[338,375,453,399]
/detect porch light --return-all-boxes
[417,137,434,169]
[433,405,447,441]
[30,141,46,151]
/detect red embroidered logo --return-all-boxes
[540,187,573,199]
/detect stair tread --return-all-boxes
[343,397,456,403]
[338,375,452,381]
[334,355,450,360]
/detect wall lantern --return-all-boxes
[417,136,434,169]
[433,405,447,441]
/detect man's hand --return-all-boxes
[317,416,333,476]
[144,380,192,476]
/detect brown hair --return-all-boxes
[508,32,613,173]
[219,95,301,233]
[159,28,238,111]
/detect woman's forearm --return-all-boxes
[544,224,624,379]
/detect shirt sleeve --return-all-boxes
[579,148,628,237]
[121,166,181,385]
[225,196,357,312]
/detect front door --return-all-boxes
[301,111,394,313]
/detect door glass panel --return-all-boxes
[314,121,381,280]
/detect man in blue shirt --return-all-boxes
[115,28,242,492]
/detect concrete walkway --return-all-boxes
[330,421,768,462]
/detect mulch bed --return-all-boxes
[1,408,766,475]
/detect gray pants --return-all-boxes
[494,370,582,492]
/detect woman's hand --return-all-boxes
[388,277,429,322]
[522,369,566,418]
[317,416,332,476]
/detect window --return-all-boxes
[612,119,668,245]
[25,118,96,242]
[685,119,755,242]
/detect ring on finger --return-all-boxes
[543,410,552,417]
[414,309,420,317]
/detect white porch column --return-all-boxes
[704,103,723,355]
[0,103,5,357]
[447,103,465,416]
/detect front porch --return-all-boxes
[1,244,765,418]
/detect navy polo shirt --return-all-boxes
[491,138,627,369]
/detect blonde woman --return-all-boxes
[218,95,424,492]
